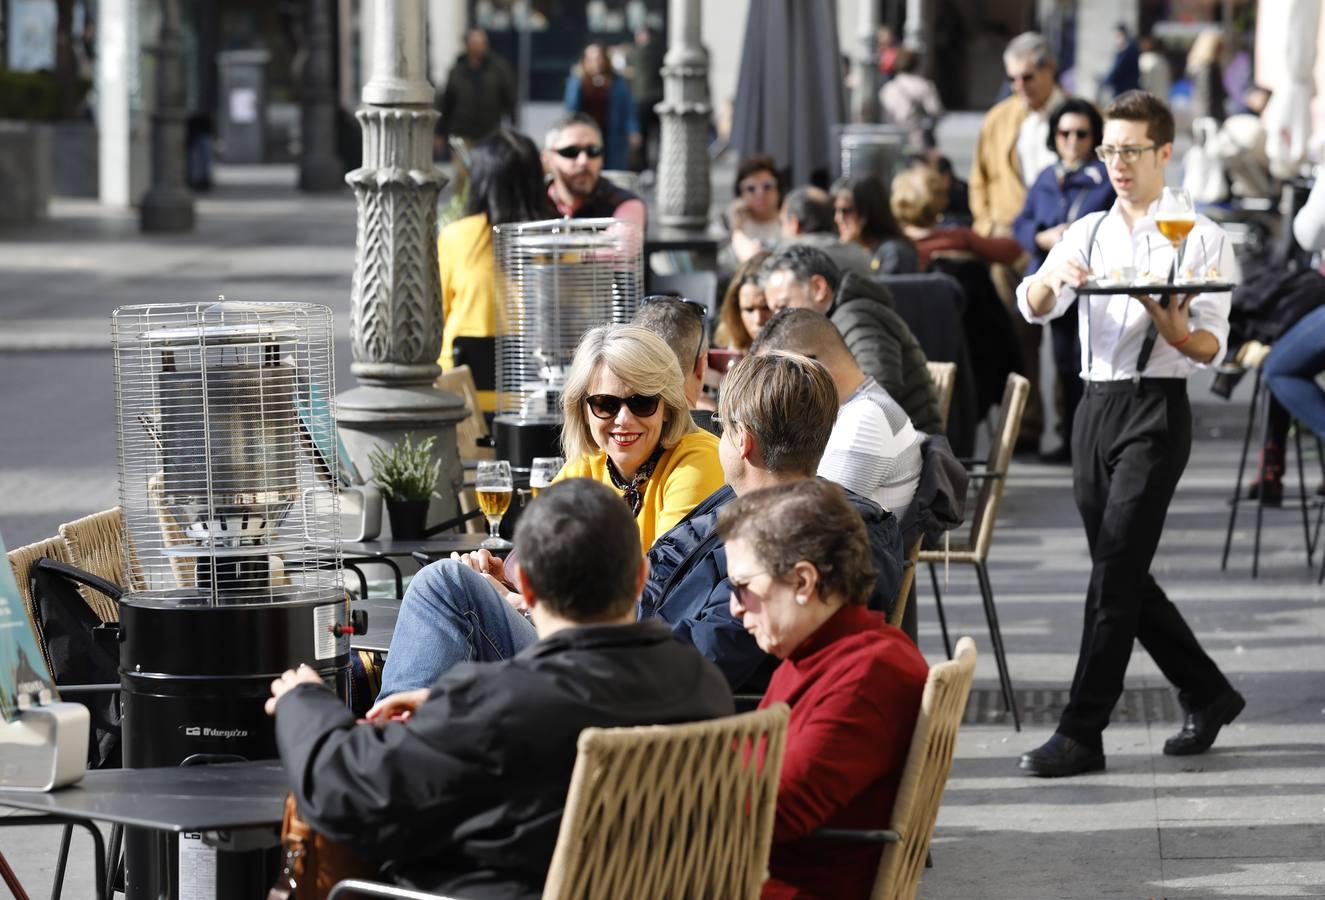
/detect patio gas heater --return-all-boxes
[111,301,351,899]
[492,217,642,467]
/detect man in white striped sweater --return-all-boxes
[751,308,924,524]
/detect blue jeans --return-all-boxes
[1264,307,1325,441]
[376,560,538,700]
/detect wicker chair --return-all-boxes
[329,704,791,900]
[7,535,75,673]
[57,508,133,623]
[925,361,957,430]
[813,637,977,900]
[918,373,1028,731]
[887,535,924,631]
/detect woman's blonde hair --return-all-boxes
[560,324,695,461]
[890,168,947,229]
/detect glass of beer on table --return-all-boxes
[529,457,564,499]
[476,460,514,550]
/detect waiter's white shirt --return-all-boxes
[1015,198,1237,381]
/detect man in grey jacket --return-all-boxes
[761,244,943,434]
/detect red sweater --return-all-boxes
[759,605,929,900]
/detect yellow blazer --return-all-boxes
[438,213,497,410]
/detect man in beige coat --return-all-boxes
[970,32,1065,455]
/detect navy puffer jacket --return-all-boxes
[638,481,905,693]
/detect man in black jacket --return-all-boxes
[268,479,732,900]
[437,29,516,147]
[761,244,944,435]
[374,353,904,700]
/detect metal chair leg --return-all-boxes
[0,850,30,900]
[106,823,123,895]
[52,823,73,900]
[975,560,1021,731]
[928,562,953,659]
[1252,378,1274,578]
[1295,425,1314,566]
[1222,367,1261,571]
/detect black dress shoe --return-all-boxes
[1018,733,1106,777]
[1164,689,1245,756]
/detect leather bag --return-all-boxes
[267,793,376,900]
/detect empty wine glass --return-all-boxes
[475,460,514,550]
[529,457,564,499]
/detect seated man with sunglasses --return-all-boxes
[633,294,718,434]
[542,112,646,231]
[372,352,904,702]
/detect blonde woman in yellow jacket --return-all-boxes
[437,129,552,410]
[555,325,725,552]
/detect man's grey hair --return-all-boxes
[1003,32,1054,69]
[760,244,842,294]
[632,297,708,378]
[780,187,835,235]
[544,111,602,149]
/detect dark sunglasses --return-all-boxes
[1008,71,1038,83]
[1057,128,1091,140]
[835,204,856,216]
[586,393,661,420]
[553,143,604,160]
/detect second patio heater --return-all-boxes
[492,217,642,466]
[112,301,352,899]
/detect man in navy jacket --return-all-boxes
[375,352,903,698]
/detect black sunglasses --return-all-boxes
[641,294,708,370]
[554,143,604,160]
[1057,128,1091,140]
[586,393,661,420]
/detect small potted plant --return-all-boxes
[368,433,442,540]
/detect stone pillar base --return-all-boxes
[140,190,196,232]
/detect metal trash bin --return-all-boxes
[835,124,910,185]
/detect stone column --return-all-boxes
[139,0,194,231]
[336,0,465,533]
[903,0,929,79]
[299,0,345,191]
[655,0,710,229]
[851,0,880,124]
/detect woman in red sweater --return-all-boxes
[718,479,929,900]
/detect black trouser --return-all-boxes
[1058,378,1232,745]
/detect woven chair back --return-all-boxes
[542,704,790,900]
[887,535,925,629]
[436,365,494,462]
[925,361,957,430]
[7,535,75,673]
[871,636,977,900]
[967,374,1029,560]
[58,507,138,618]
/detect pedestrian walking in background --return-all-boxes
[625,26,665,171]
[437,28,516,153]
[1187,29,1227,124]
[1137,34,1172,102]
[879,48,944,150]
[1100,24,1141,100]
[563,42,641,172]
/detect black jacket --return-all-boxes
[828,273,944,434]
[276,621,733,900]
[640,481,905,694]
[439,53,516,141]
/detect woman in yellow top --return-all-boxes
[437,129,552,410]
[554,324,724,551]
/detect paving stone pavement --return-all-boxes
[2,164,1323,899]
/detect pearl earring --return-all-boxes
[796,596,807,606]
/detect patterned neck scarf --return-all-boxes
[606,445,665,517]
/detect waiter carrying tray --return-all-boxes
[1015,90,1244,777]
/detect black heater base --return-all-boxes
[117,594,350,900]
[493,418,562,469]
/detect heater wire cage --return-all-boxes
[492,217,642,421]
[112,301,342,607]
[836,124,910,184]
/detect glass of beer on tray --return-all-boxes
[476,460,514,550]
[529,457,563,499]
[1155,187,1195,249]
